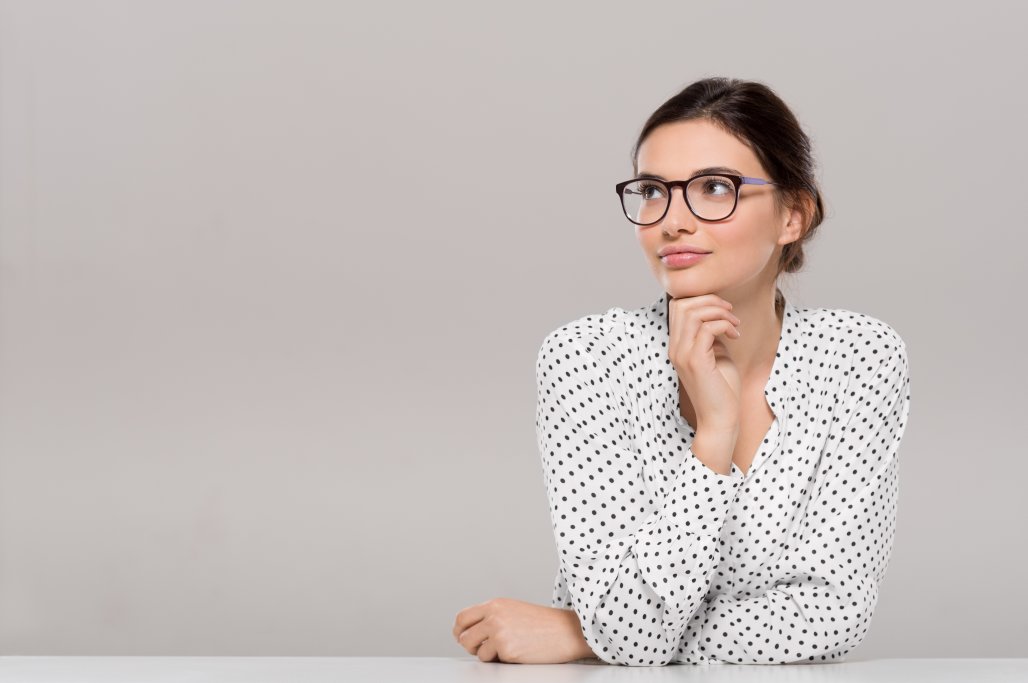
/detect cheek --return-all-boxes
[712,222,777,269]
[636,227,659,255]
[716,221,756,248]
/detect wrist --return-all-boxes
[695,416,739,435]
[694,426,739,445]
[561,609,596,661]
[692,429,738,476]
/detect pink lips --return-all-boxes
[661,251,710,267]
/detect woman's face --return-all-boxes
[633,118,799,303]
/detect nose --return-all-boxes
[660,186,697,233]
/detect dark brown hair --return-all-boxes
[631,77,826,316]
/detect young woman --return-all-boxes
[453,77,911,666]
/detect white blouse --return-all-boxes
[535,291,911,666]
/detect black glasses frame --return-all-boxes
[614,173,776,225]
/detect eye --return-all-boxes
[700,178,733,196]
[638,182,667,200]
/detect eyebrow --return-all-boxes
[636,166,743,180]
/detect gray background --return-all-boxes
[1,0,1025,658]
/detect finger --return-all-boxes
[669,301,740,335]
[673,305,741,354]
[670,304,736,349]
[457,622,489,656]
[452,603,487,639]
[476,637,499,663]
[669,296,734,327]
[669,293,734,311]
[696,319,741,356]
[688,304,741,327]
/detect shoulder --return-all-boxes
[536,302,640,380]
[795,304,908,381]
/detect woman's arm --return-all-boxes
[536,329,744,666]
[673,343,912,663]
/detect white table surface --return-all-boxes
[0,657,1025,682]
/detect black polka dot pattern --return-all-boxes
[535,291,911,666]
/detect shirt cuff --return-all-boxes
[654,446,743,534]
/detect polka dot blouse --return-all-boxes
[535,291,911,666]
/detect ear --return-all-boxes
[778,191,813,247]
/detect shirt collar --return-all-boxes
[644,290,802,426]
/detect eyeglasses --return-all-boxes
[614,173,776,225]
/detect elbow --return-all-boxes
[579,621,680,666]
[802,630,867,663]
[796,587,879,663]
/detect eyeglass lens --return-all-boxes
[621,175,737,224]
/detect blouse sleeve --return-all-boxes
[674,341,912,664]
[535,330,745,666]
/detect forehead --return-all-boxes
[636,119,763,176]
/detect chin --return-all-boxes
[664,278,714,298]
